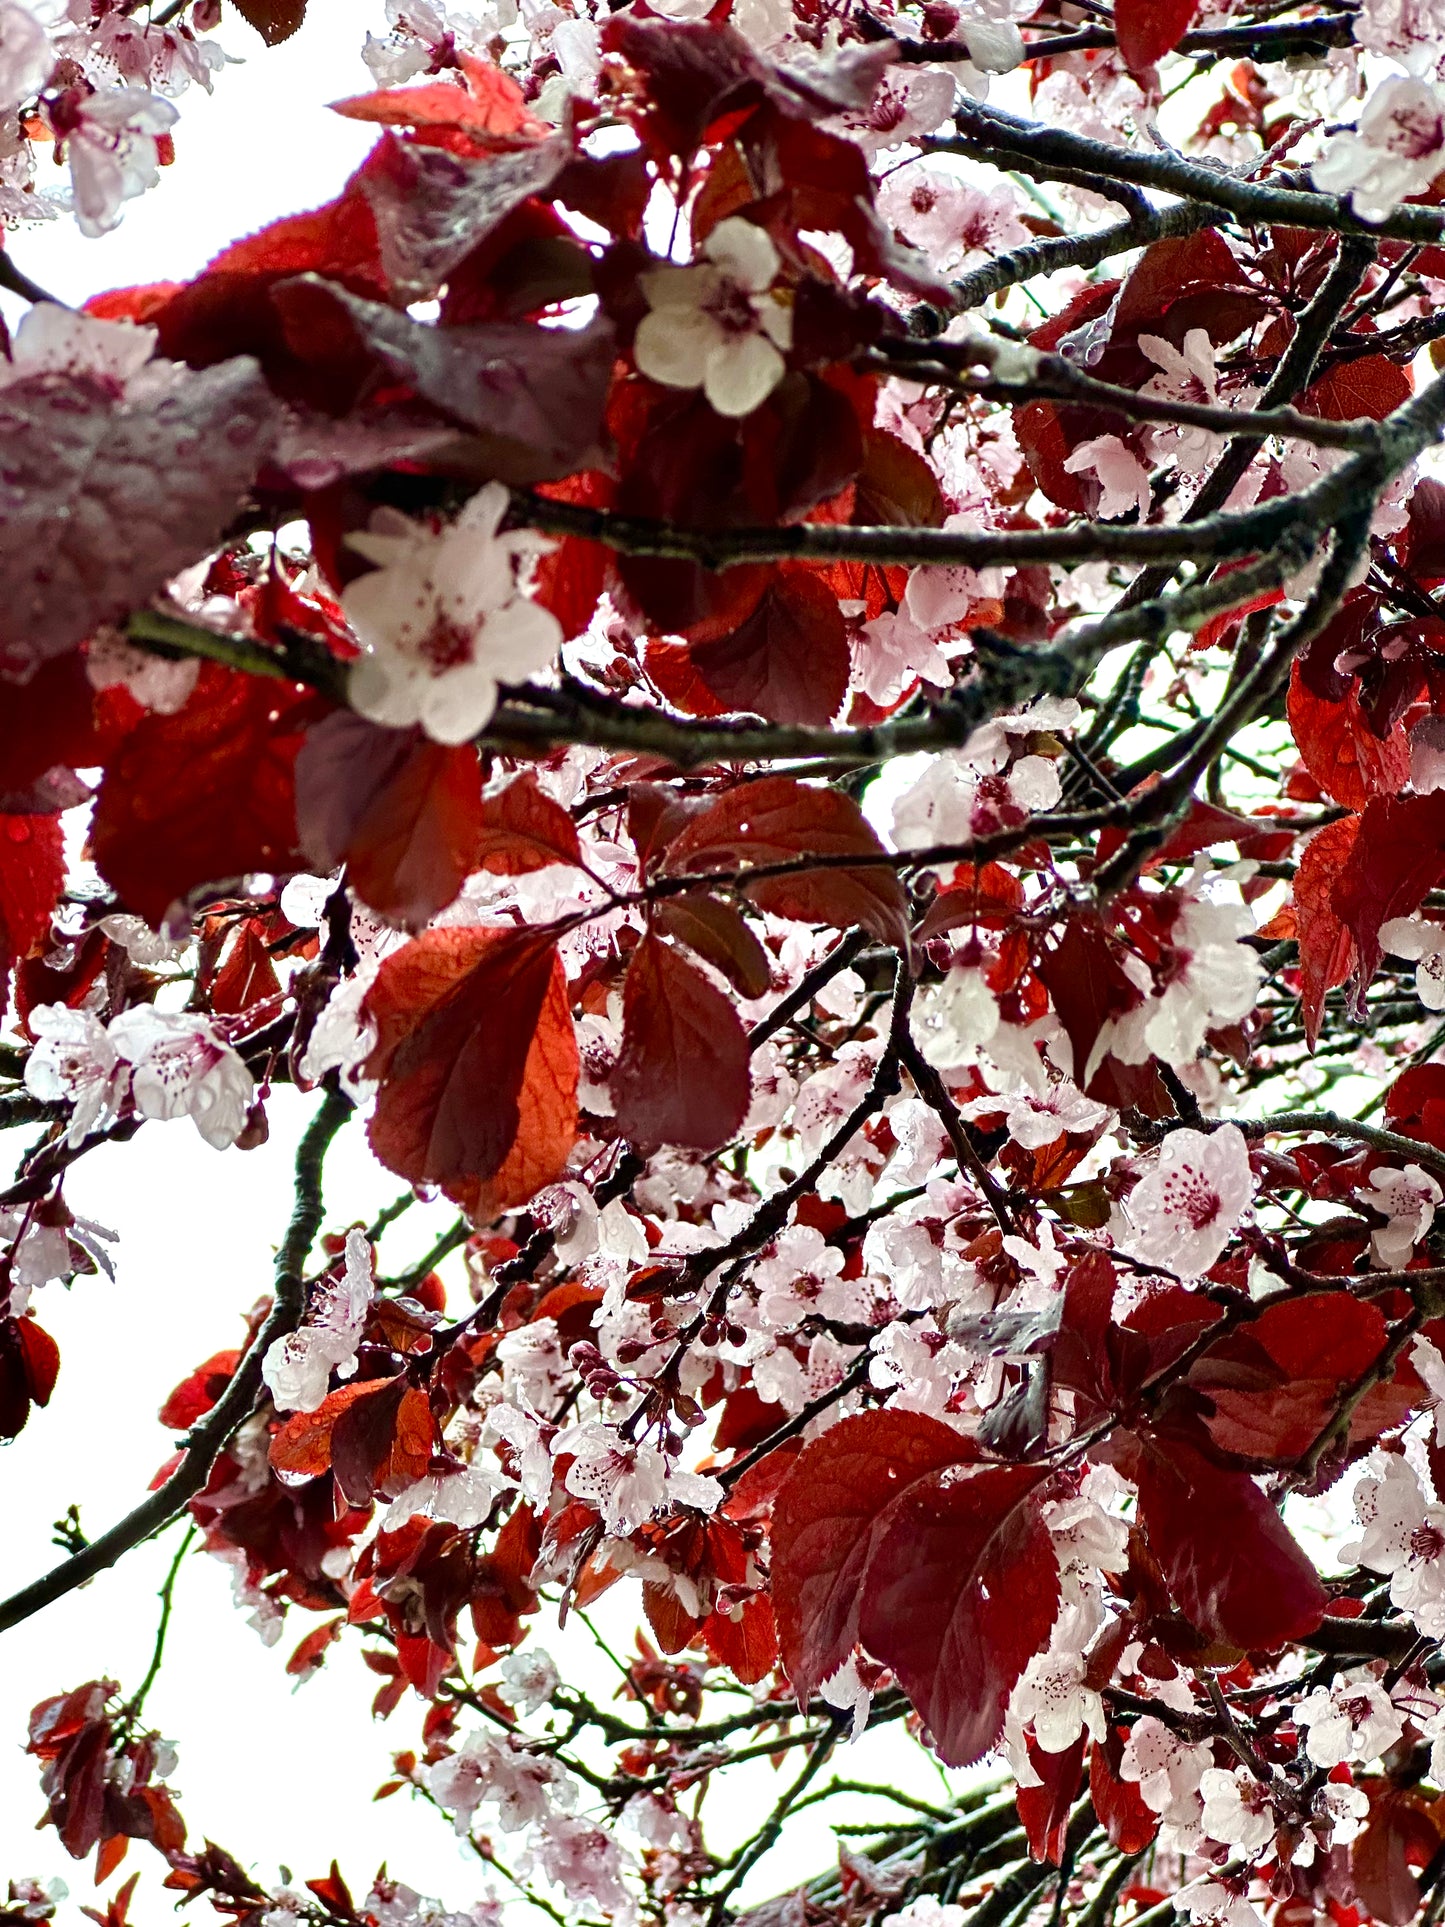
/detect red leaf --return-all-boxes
[1303,353,1414,424]
[1331,792,1445,987]
[475,770,583,876]
[1115,0,1199,70]
[1352,1795,1442,1926]
[271,279,614,484]
[1017,1734,1087,1864]
[0,812,64,1003]
[331,1379,437,1506]
[331,58,547,141]
[531,471,613,642]
[857,1458,1060,1766]
[158,1350,241,1431]
[92,664,314,928]
[1130,1430,1326,1650]
[665,566,850,729]
[1089,1738,1159,1855]
[1293,814,1360,1049]
[1287,664,1411,811]
[1186,1293,1389,1464]
[363,925,578,1221]
[654,892,773,999]
[611,931,752,1152]
[0,360,279,676]
[270,1378,384,1481]
[208,919,282,1017]
[772,1412,975,1703]
[232,0,305,42]
[0,1314,60,1438]
[660,775,909,950]
[295,713,483,929]
[0,651,103,799]
[704,1594,778,1685]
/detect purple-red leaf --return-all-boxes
[0,358,278,675]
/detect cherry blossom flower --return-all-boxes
[877,167,1029,269]
[342,482,563,745]
[427,1730,576,1836]
[1314,76,1445,221]
[1121,1716,1210,1825]
[1295,1673,1404,1767]
[1381,916,1445,1010]
[965,1082,1111,1152]
[1089,889,1262,1074]
[910,962,1001,1070]
[107,1006,253,1149]
[1413,1334,1445,1441]
[24,1006,128,1146]
[852,609,950,708]
[51,83,178,237]
[0,0,51,114]
[1138,329,1224,476]
[1357,0,1445,73]
[1118,1124,1254,1279]
[499,1648,559,1715]
[556,1424,721,1535]
[633,218,793,419]
[754,1224,865,1332]
[1063,434,1152,521]
[382,1458,509,1530]
[1010,1647,1105,1753]
[819,1654,873,1741]
[1313,1780,1371,1845]
[262,1229,373,1415]
[527,1812,634,1920]
[1357,1163,1442,1268]
[1198,1765,1277,1853]
[1344,1454,1445,1636]
[904,516,1009,633]
[1176,1881,1266,1927]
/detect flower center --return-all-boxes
[703,280,760,338]
[1411,1522,1445,1561]
[418,614,476,674]
[1161,1167,1222,1232]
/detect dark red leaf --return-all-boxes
[660,775,909,950]
[654,892,773,999]
[771,1409,975,1706]
[1089,1738,1159,1855]
[91,664,314,928]
[1115,0,1200,70]
[611,930,752,1152]
[363,925,578,1221]
[1352,1795,1442,1927]
[271,278,614,484]
[675,566,850,728]
[158,1350,241,1431]
[1292,814,1361,1048]
[1130,1430,1326,1650]
[1303,353,1414,424]
[475,769,583,876]
[1287,664,1411,811]
[0,361,278,675]
[1331,792,1445,987]
[1186,1293,1389,1463]
[858,1458,1060,1767]
[0,811,64,1002]
[1017,1735,1087,1864]
[295,712,483,928]
[231,0,305,43]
